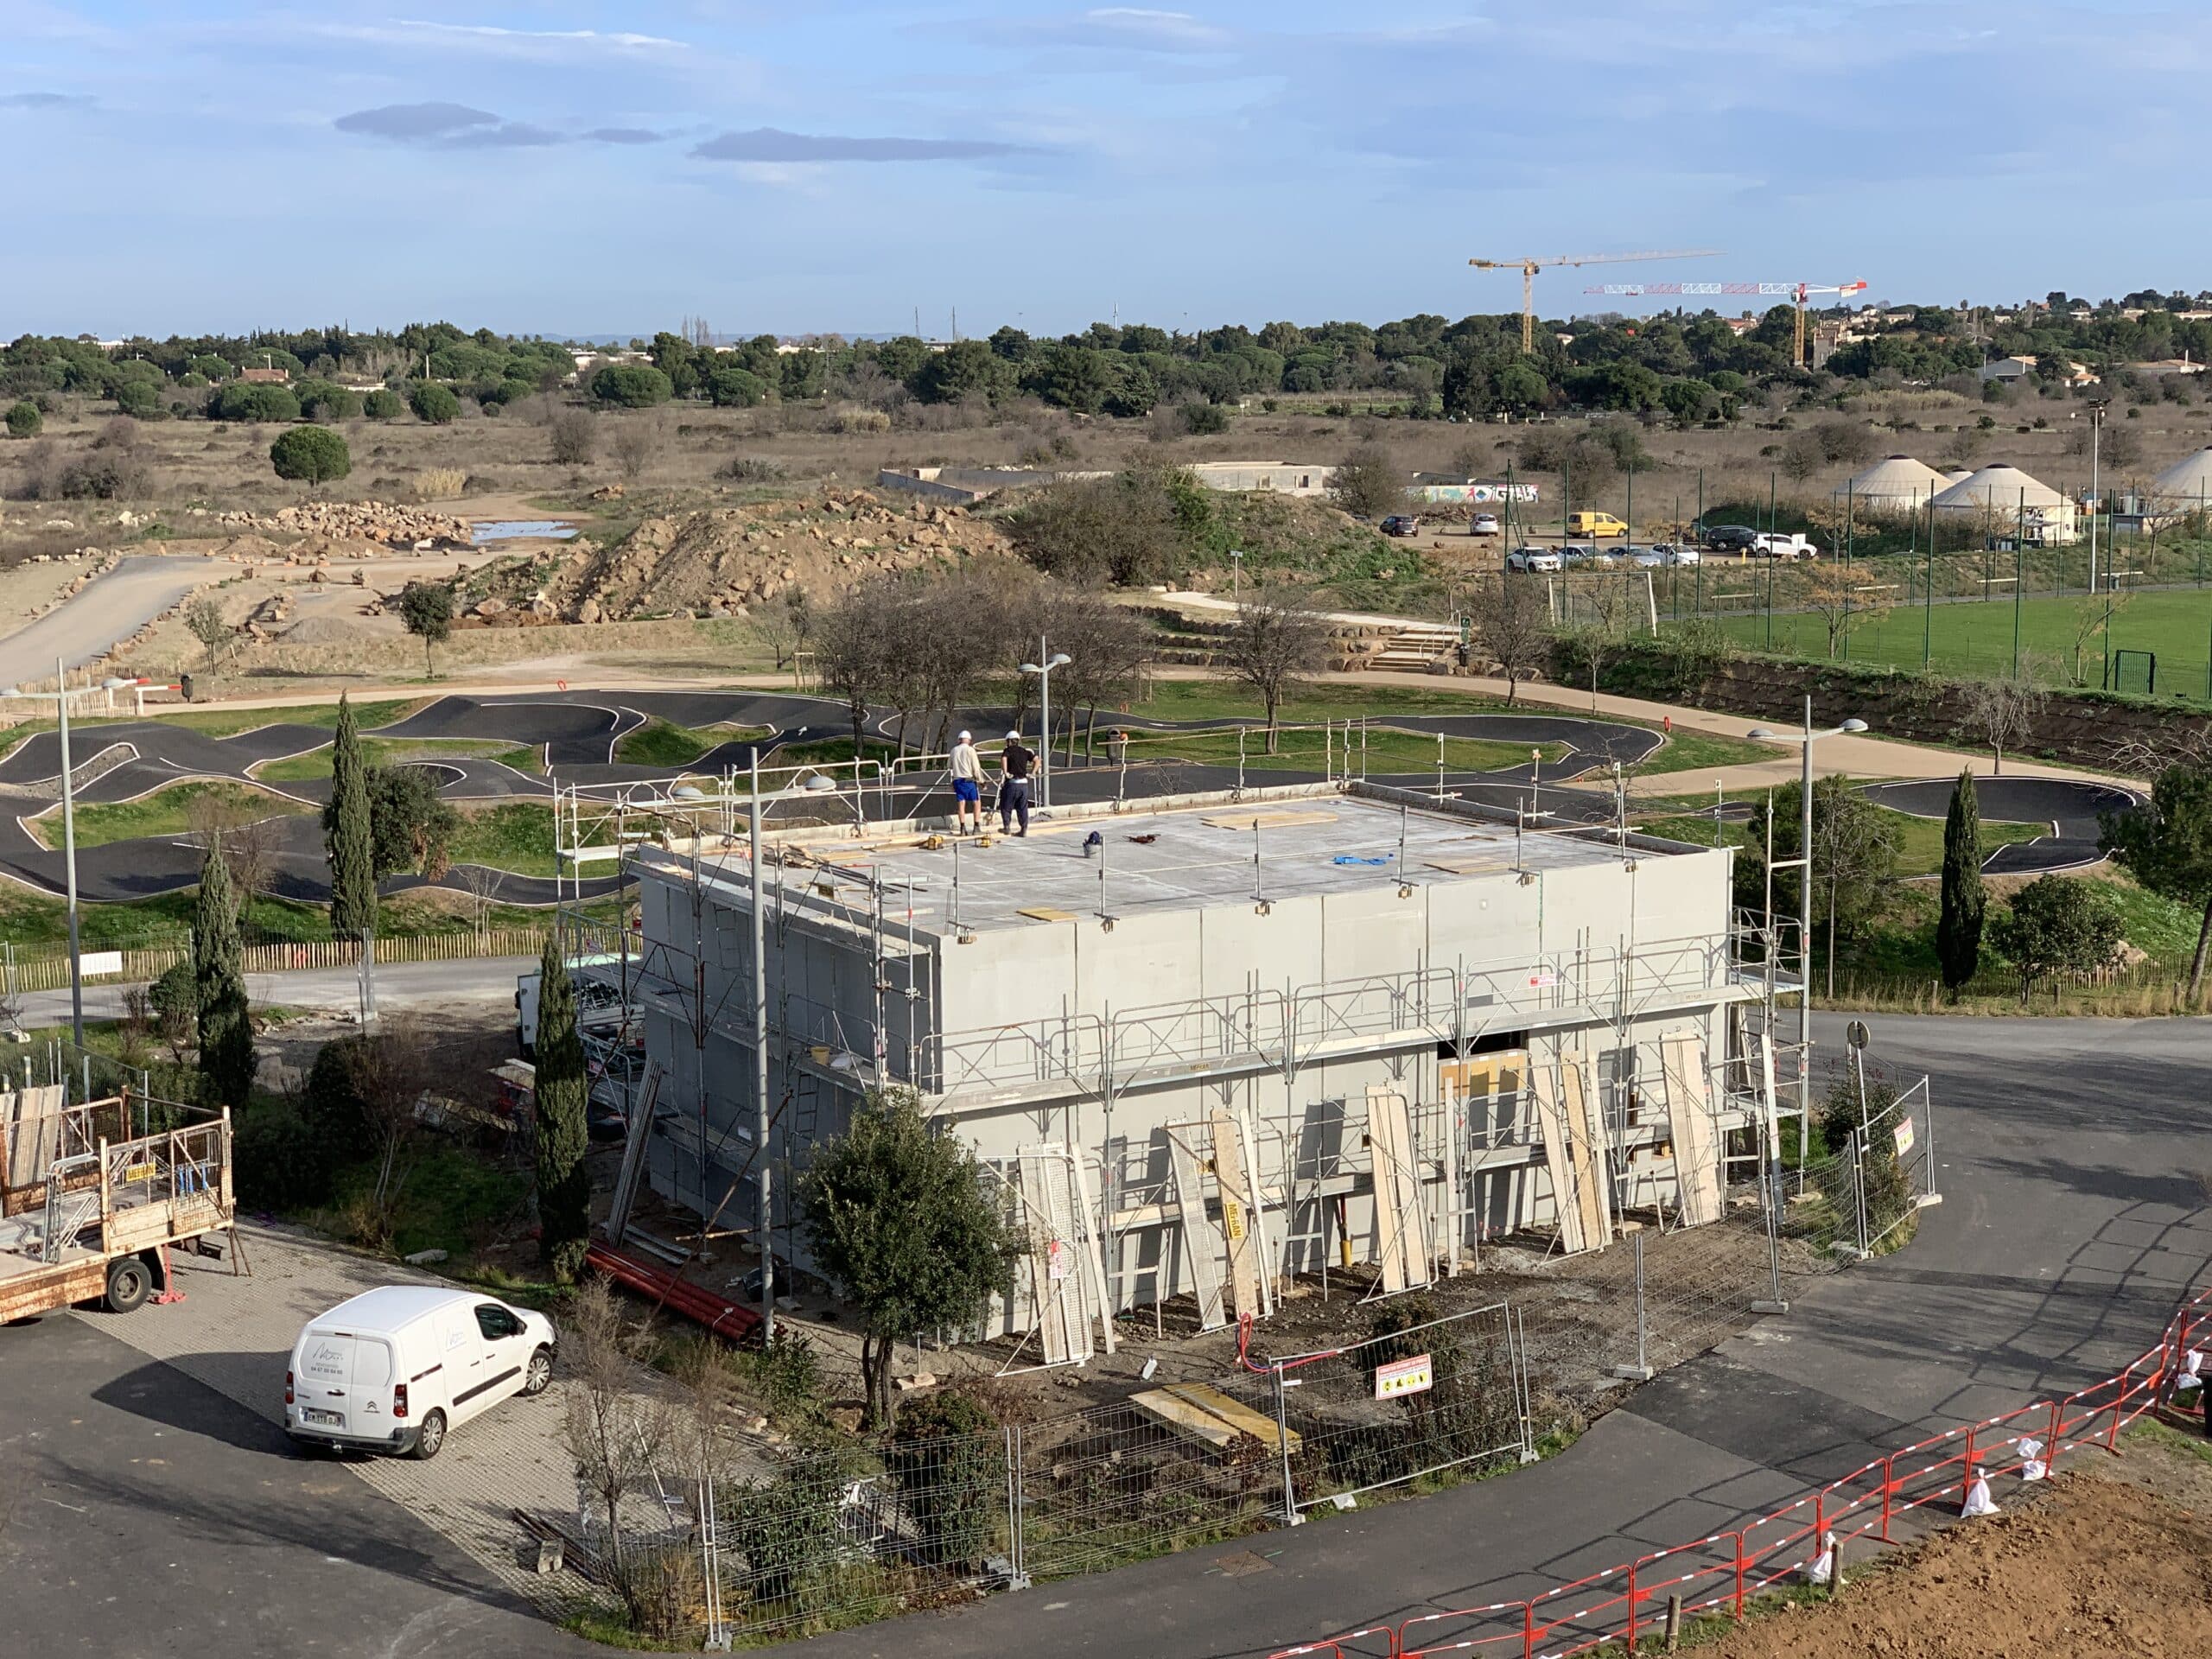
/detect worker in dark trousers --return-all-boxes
[998,729,1035,836]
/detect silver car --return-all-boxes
[1506,545,1561,573]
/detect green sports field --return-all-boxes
[1715,584,2212,696]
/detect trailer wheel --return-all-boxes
[104,1255,152,1314]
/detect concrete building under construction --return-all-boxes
[594,780,1785,1363]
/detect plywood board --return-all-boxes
[1199,810,1339,830]
[1016,906,1077,923]
[1131,1382,1301,1454]
[1014,1146,1103,1367]
[1165,1127,1229,1332]
[1210,1109,1267,1319]
[1364,1084,1432,1294]
[1560,1050,1614,1250]
[1660,1032,1724,1228]
[1530,1058,1606,1255]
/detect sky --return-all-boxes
[3,2,2205,340]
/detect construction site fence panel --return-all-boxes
[1267,1279,2212,1659]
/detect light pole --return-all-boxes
[1230,549,1244,604]
[1020,641,1071,809]
[2,659,98,1046]
[2085,397,2109,594]
[1747,699,1867,1190]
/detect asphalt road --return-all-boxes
[0,1312,594,1659]
[16,955,537,1026]
[0,554,209,687]
[5,1011,2206,1657]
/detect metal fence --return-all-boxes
[1,925,550,996]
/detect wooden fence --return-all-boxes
[5,926,550,995]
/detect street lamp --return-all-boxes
[1747,699,1868,1191]
[1020,642,1072,808]
[3,659,87,1046]
[2083,398,2109,594]
[1230,549,1244,604]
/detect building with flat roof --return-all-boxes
[597,779,1783,1362]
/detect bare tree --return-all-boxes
[609,412,668,480]
[2065,589,2134,687]
[453,861,503,942]
[1798,562,1896,660]
[1327,442,1404,519]
[340,1020,434,1242]
[188,791,277,911]
[814,580,899,747]
[1040,585,1153,760]
[564,1279,677,1621]
[1955,673,2047,774]
[1472,574,1551,704]
[549,406,597,467]
[1567,575,1637,710]
[1224,587,1330,753]
[753,586,814,676]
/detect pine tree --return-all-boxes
[1936,769,1986,995]
[326,692,377,941]
[533,937,591,1281]
[194,841,257,1109]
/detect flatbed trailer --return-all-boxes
[0,1092,235,1321]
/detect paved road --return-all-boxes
[16,955,536,1025]
[0,1312,594,1659]
[0,554,209,687]
[1862,776,2145,875]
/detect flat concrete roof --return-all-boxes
[677,788,1686,938]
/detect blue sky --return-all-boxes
[2,2,2201,339]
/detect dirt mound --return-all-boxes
[209,533,283,563]
[278,613,383,645]
[553,488,1013,621]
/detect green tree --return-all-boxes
[1734,777,1901,993]
[269,424,351,486]
[533,938,590,1281]
[590,363,674,408]
[362,388,404,420]
[800,1087,1017,1428]
[193,840,256,1110]
[2101,762,2212,996]
[1992,874,2121,1005]
[113,378,163,419]
[323,692,377,940]
[398,581,454,677]
[5,400,40,438]
[704,365,769,407]
[408,381,461,424]
[1327,442,1405,518]
[1935,770,1986,995]
[1494,361,1549,415]
[365,764,457,878]
[208,382,300,423]
[1659,378,1714,425]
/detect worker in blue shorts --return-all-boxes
[948,729,983,835]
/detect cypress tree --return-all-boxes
[194,841,257,1109]
[326,692,377,941]
[533,937,591,1281]
[1936,769,1986,995]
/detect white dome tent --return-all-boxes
[1929,464,2079,545]
[1836,454,1949,517]
[2152,447,2212,509]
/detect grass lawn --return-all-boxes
[613,716,771,767]
[448,802,558,877]
[1635,797,2043,878]
[1130,725,1557,775]
[1717,585,2212,694]
[1638,728,1775,776]
[252,736,544,783]
[29,779,308,851]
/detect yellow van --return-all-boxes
[1566,511,1629,539]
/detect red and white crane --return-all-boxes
[1583,279,1870,367]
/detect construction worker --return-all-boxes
[999,729,1035,836]
[949,730,984,834]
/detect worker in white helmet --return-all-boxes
[949,729,983,834]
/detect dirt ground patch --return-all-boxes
[1696,1432,2212,1657]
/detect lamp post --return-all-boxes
[1230,549,1244,604]
[2,659,90,1046]
[1746,699,1868,1193]
[2085,398,2109,594]
[1020,641,1071,809]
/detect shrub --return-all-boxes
[1179,401,1230,435]
[208,382,301,423]
[114,378,164,419]
[887,1390,1005,1570]
[736,1325,822,1416]
[269,425,352,486]
[362,388,404,421]
[293,379,361,422]
[705,365,769,408]
[408,382,461,424]
[6,400,41,439]
[721,454,784,483]
[415,466,466,500]
[548,406,596,464]
[591,363,674,408]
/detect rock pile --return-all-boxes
[554,489,1014,621]
[206,500,472,548]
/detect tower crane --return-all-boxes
[1469,250,1721,353]
[1584,280,1870,368]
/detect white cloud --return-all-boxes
[391,20,689,52]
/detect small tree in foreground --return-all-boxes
[1992,874,2121,1005]
[269,424,351,486]
[2101,761,2212,997]
[183,592,232,680]
[1223,586,1329,753]
[533,938,590,1281]
[6,401,40,439]
[1471,572,1551,704]
[563,1279,677,1624]
[1935,770,1986,995]
[398,581,454,677]
[193,842,255,1111]
[1955,673,2044,774]
[799,1087,1017,1430]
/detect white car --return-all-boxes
[1631,543,1701,568]
[286,1286,556,1460]
[1505,545,1561,573]
[1470,513,1502,537]
[1751,531,1819,560]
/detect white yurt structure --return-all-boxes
[1836,454,1949,517]
[2151,447,2212,510]
[1929,463,2079,544]
[1942,467,1976,486]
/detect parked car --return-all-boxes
[1751,531,1819,560]
[1567,511,1630,540]
[286,1286,556,1461]
[1700,524,1760,554]
[1470,512,1502,537]
[1628,544,1668,569]
[1505,545,1561,573]
[1380,514,1421,537]
[1654,543,1701,566]
[1560,543,1614,568]
[1630,543,1700,568]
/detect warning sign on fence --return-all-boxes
[1375,1353,1433,1400]
[1893,1117,1916,1156]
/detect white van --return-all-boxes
[285,1286,556,1460]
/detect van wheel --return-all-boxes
[409,1408,447,1460]
[104,1255,152,1314]
[522,1346,554,1396]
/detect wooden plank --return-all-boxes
[1132,1382,1302,1454]
[1660,1032,1724,1227]
[1017,906,1077,923]
[1198,810,1339,830]
[1422,856,1510,875]
[1529,1060,1597,1255]
[1165,1127,1228,1331]
[1210,1109,1264,1319]
[1365,1084,1433,1293]
[1559,1050,1613,1252]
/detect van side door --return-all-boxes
[467,1302,533,1410]
[437,1307,487,1422]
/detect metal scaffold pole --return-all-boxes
[750,750,774,1339]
